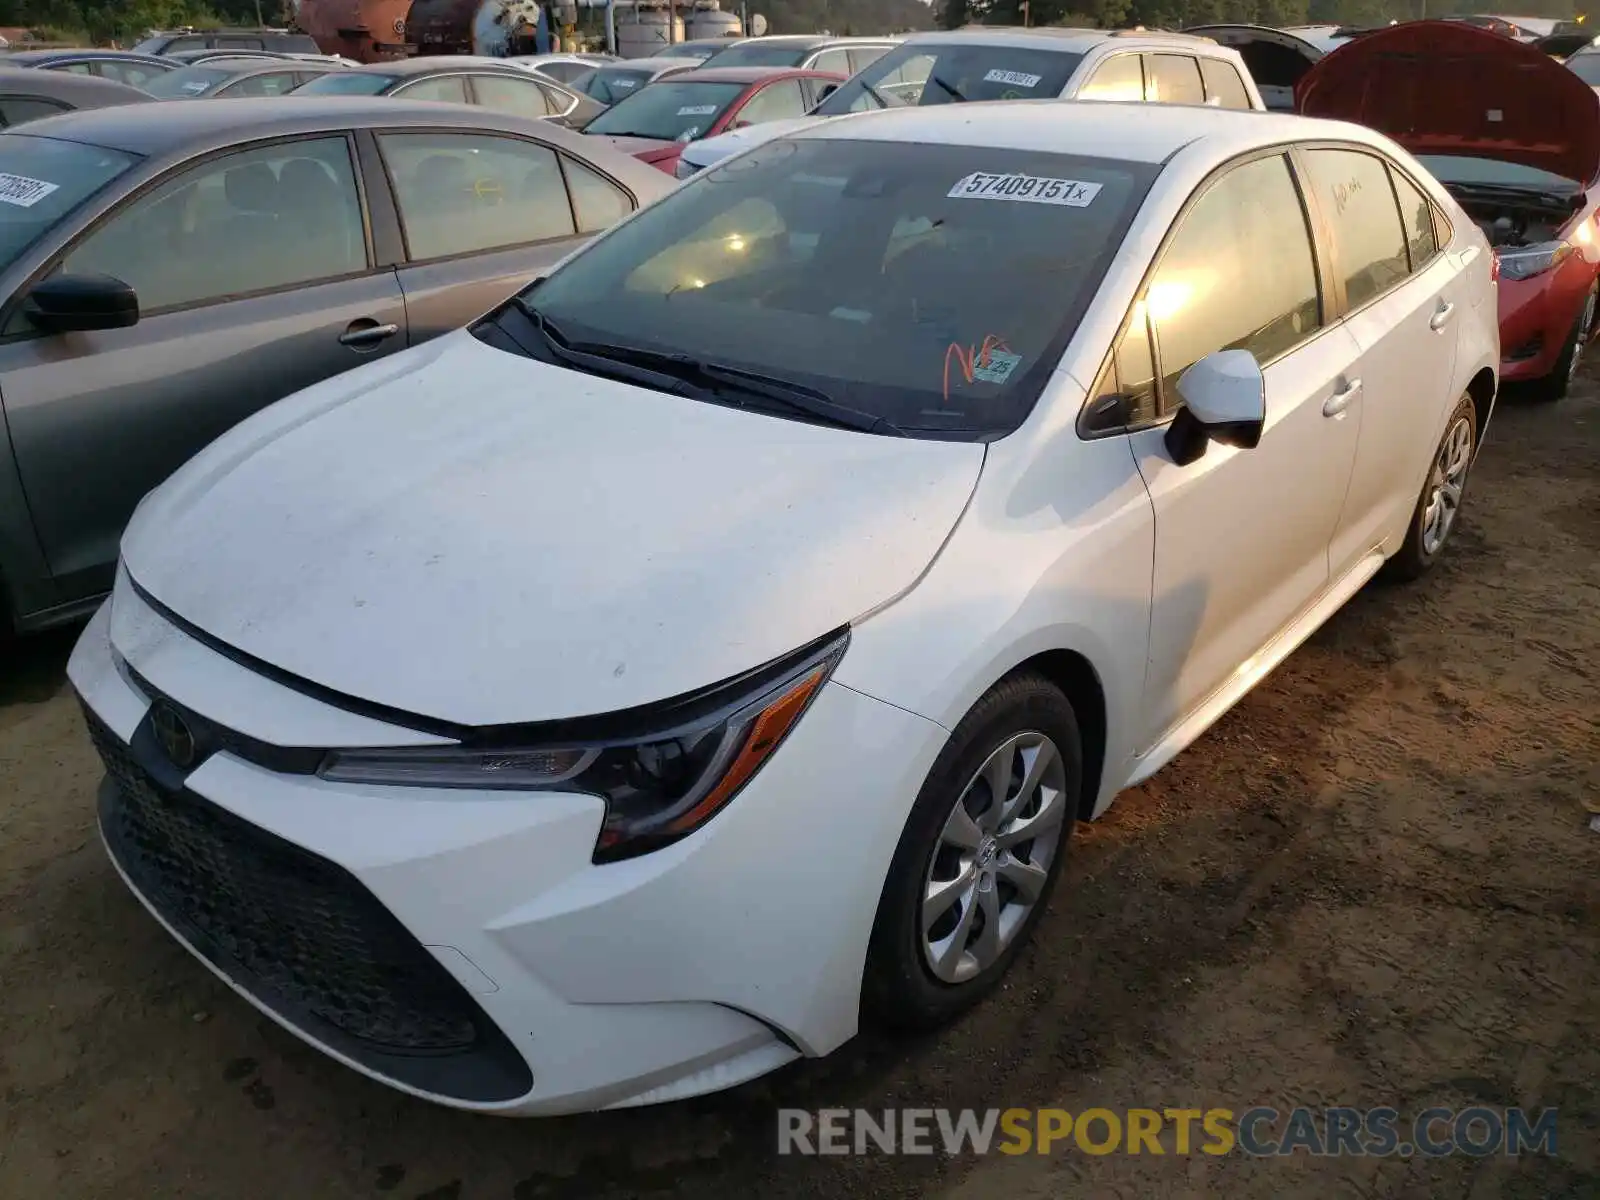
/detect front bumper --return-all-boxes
[1496,264,1592,382]
[69,587,947,1115]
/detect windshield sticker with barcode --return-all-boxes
[984,69,1042,88]
[0,173,59,208]
[947,172,1101,207]
[613,78,638,88]
[677,104,717,116]
[181,80,211,94]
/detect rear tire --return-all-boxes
[1527,281,1596,403]
[862,674,1082,1032]
[1384,393,1477,582]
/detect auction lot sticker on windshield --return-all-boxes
[181,81,210,94]
[0,173,59,208]
[984,69,1042,88]
[677,104,718,116]
[947,172,1101,207]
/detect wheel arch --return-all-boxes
[1465,364,1496,455]
[992,648,1109,822]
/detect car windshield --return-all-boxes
[1416,154,1580,194]
[293,71,397,95]
[700,41,814,68]
[584,80,747,141]
[0,134,138,274]
[818,43,1083,114]
[1566,53,1600,84]
[144,66,235,98]
[577,65,660,105]
[512,137,1155,439]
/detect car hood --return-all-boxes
[595,134,680,163]
[680,116,820,168]
[1296,19,1600,183]
[121,332,984,728]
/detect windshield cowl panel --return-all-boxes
[503,137,1155,442]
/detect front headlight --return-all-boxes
[1494,241,1575,281]
[674,157,701,181]
[318,629,848,863]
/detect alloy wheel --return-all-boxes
[920,731,1067,984]
[1420,414,1474,557]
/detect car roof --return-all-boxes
[343,56,531,77]
[11,95,591,157]
[901,25,1216,50]
[796,99,1364,164]
[0,65,154,105]
[170,57,326,78]
[670,65,830,84]
[4,48,167,64]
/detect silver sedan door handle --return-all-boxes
[339,322,400,348]
[1429,302,1456,332]
[1323,378,1362,417]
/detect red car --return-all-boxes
[581,65,845,176]
[1298,20,1600,400]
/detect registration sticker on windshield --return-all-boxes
[677,104,718,116]
[970,349,1021,384]
[947,172,1101,207]
[984,69,1042,88]
[0,173,59,208]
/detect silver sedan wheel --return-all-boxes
[921,731,1067,984]
[1420,413,1474,557]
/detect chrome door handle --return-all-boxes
[1323,378,1361,417]
[339,322,400,348]
[1429,302,1455,332]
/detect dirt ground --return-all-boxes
[1,373,1596,1200]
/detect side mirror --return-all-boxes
[1163,349,1265,466]
[24,273,139,334]
[731,118,752,130]
[816,82,839,101]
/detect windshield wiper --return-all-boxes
[508,301,903,435]
[928,75,967,102]
[504,298,703,397]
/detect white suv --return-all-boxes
[675,26,1266,178]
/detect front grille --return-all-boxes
[86,706,533,1102]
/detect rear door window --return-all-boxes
[395,75,469,104]
[99,60,168,87]
[223,71,302,97]
[847,46,890,73]
[472,74,554,118]
[1076,54,1143,101]
[809,48,852,76]
[1199,58,1251,109]
[1300,148,1411,308]
[731,79,808,126]
[1144,54,1204,104]
[379,132,578,258]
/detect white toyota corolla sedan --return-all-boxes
[70,101,1499,1116]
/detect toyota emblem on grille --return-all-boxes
[150,702,197,770]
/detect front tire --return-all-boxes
[1384,392,1478,582]
[862,674,1082,1031]
[1528,281,1596,403]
